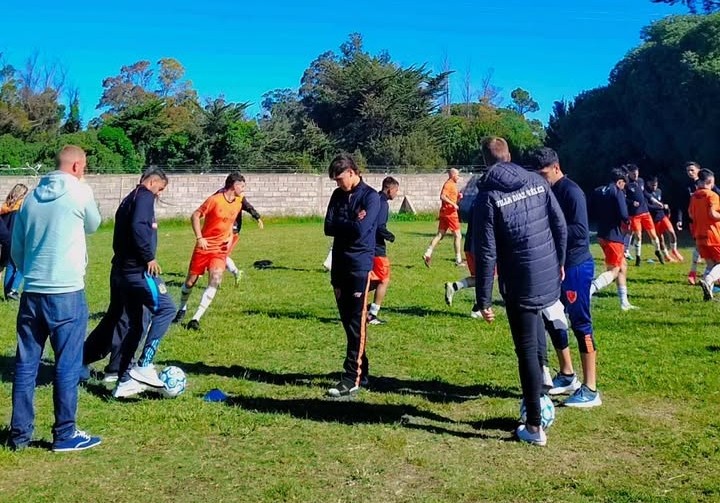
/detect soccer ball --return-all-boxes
[519,394,555,430]
[159,366,187,398]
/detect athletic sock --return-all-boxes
[192,286,217,321]
[226,257,239,276]
[179,285,192,311]
[618,285,629,306]
[455,254,463,263]
[691,249,700,273]
[672,242,678,252]
[634,242,642,260]
[453,278,470,291]
[424,247,433,258]
[653,238,661,252]
[590,271,614,295]
[369,303,380,316]
[705,264,720,284]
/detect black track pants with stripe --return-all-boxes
[333,270,371,387]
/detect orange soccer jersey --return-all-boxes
[439,179,459,218]
[195,192,244,253]
[689,188,720,247]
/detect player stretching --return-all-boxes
[533,148,601,407]
[590,168,637,310]
[423,168,463,267]
[367,177,399,325]
[646,176,682,263]
[688,169,720,301]
[625,164,664,266]
[173,173,246,330]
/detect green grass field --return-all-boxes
[0,218,718,502]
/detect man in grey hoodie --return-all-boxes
[9,145,102,452]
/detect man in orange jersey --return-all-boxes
[423,168,464,267]
[688,169,720,301]
[172,173,246,330]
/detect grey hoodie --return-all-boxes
[11,171,101,294]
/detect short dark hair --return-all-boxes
[382,176,399,190]
[140,167,168,184]
[685,161,701,170]
[698,168,714,183]
[529,147,559,170]
[328,153,358,179]
[481,136,511,165]
[623,163,639,173]
[610,167,628,183]
[224,172,245,189]
[648,175,659,184]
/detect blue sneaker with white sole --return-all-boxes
[52,429,101,452]
[563,384,602,408]
[549,372,581,395]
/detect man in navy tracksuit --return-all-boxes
[532,148,601,408]
[474,137,567,446]
[85,168,176,399]
[324,153,380,399]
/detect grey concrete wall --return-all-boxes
[0,173,462,219]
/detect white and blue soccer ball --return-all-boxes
[159,366,187,398]
[519,394,555,430]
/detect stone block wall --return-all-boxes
[0,172,462,219]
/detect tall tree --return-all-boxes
[509,87,539,115]
[650,0,720,13]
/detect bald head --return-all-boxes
[447,168,460,182]
[56,145,87,179]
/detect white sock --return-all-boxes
[672,241,678,251]
[590,271,614,295]
[691,249,700,272]
[706,265,720,285]
[618,285,629,306]
[226,257,239,276]
[192,286,217,321]
[179,285,192,311]
[369,303,380,316]
[653,238,661,252]
[424,247,433,258]
[455,254,463,263]
[635,242,641,259]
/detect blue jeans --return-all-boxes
[10,290,88,447]
[4,259,23,296]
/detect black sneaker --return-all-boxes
[654,250,665,264]
[326,380,359,400]
[635,255,641,267]
[186,319,200,331]
[172,309,187,324]
[367,313,385,325]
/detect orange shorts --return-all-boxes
[629,213,657,237]
[654,216,673,236]
[698,244,720,263]
[465,251,476,276]
[189,248,227,276]
[598,238,625,268]
[439,214,461,233]
[369,256,391,283]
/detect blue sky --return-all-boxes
[1,0,687,124]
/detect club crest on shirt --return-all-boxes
[566,290,577,304]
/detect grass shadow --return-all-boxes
[88,311,107,321]
[265,265,323,273]
[0,355,54,386]
[242,309,338,324]
[707,345,720,352]
[0,426,53,451]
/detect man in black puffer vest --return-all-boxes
[473,137,567,446]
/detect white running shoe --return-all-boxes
[549,373,581,395]
[112,378,149,399]
[621,303,639,311]
[445,282,454,306]
[129,364,165,388]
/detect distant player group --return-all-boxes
[4,140,718,452]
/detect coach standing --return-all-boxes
[324,153,380,399]
[473,137,567,446]
[9,145,102,452]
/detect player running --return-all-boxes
[423,168,464,267]
[173,173,246,330]
[624,164,664,266]
[590,168,638,311]
[688,169,720,301]
[645,176,683,263]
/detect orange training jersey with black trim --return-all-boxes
[196,192,244,252]
[439,179,458,217]
[689,188,720,246]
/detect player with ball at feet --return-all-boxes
[473,137,567,446]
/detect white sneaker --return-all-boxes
[129,364,165,388]
[102,372,118,383]
[112,378,149,398]
[621,303,639,311]
[516,424,547,446]
[444,282,454,306]
[470,309,482,319]
[542,366,553,391]
[548,372,581,395]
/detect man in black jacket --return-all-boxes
[324,153,380,399]
[84,168,176,398]
[367,176,399,325]
[473,137,567,446]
